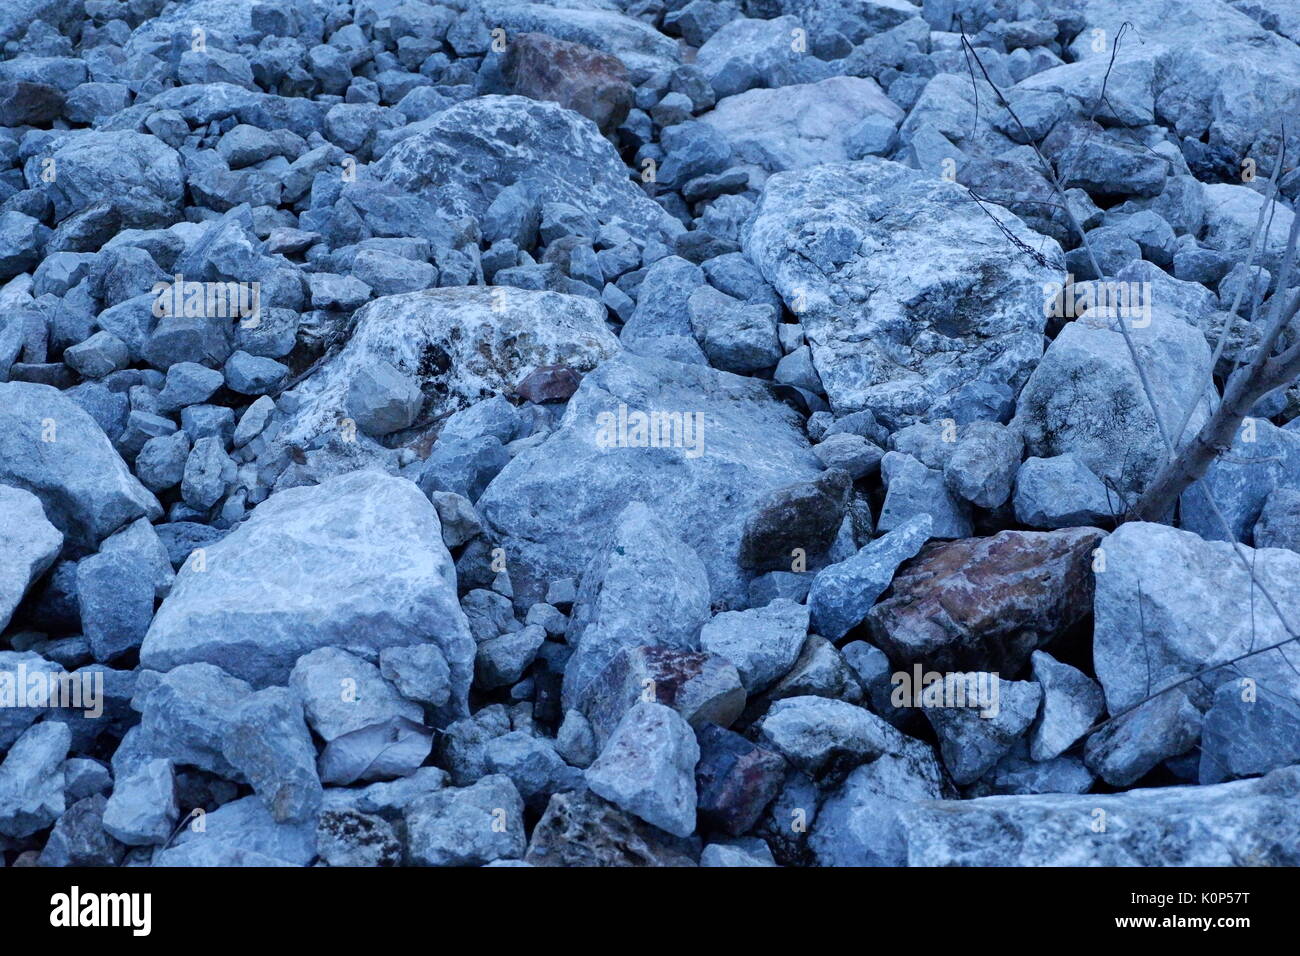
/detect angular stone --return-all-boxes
[585,701,700,838]
[525,788,698,867]
[222,686,322,824]
[695,723,787,836]
[1084,685,1202,787]
[757,696,904,777]
[699,599,808,694]
[500,32,633,134]
[0,485,61,632]
[142,472,475,722]
[103,757,177,846]
[737,468,850,573]
[868,527,1104,674]
[1029,650,1105,761]
[0,720,69,838]
[404,774,525,867]
[925,675,1042,786]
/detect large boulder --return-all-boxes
[700,77,903,187]
[375,96,674,239]
[478,352,824,608]
[0,382,160,549]
[900,765,1300,865]
[744,159,1063,427]
[1013,309,1213,502]
[1093,521,1300,715]
[140,471,475,719]
[275,287,620,450]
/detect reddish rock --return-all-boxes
[525,789,698,866]
[500,33,634,134]
[695,723,787,836]
[578,645,746,749]
[514,364,582,404]
[867,527,1104,675]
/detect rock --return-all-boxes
[222,687,322,824]
[1200,678,1300,784]
[686,287,781,373]
[0,382,160,548]
[576,645,746,749]
[39,795,125,867]
[700,77,903,186]
[942,421,1022,509]
[868,527,1105,674]
[135,663,251,778]
[1253,487,1300,551]
[737,468,851,573]
[700,840,778,867]
[813,434,883,481]
[1180,418,1300,545]
[1029,651,1105,761]
[37,131,184,227]
[142,471,475,723]
[877,453,971,538]
[562,501,711,708]
[476,624,546,690]
[379,644,452,708]
[556,710,597,769]
[480,2,679,76]
[316,809,402,867]
[499,32,633,134]
[102,757,177,846]
[276,287,617,454]
[757,696,904,777]
[155,795,316,867]
[1013,309,1213,501]
[696,16,806,98]
[810,740,947,867]
[699,599,808,694]
[0,485,62,631]
[1084,685,1202,787]
[924,675,1042,785]
[694,723,786,836]
[483,731,582,810]
[745,159,1062,426]
[1013,454,1118,529]
[807,513,932,642]
[64,331,130,379]
[404,774,526,867]
[899,765,1300,865]
[376,95,673,239]
[524,788,698,867]
[181,435,235,510]
[585,701,700,838]
[1092,522,1300,714]
[75,550,155,663]
[0,720,69,838]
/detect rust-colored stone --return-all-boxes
[500,32,633,134]
[867,527,1104,675]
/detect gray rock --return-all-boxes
[1254,487,1300,552]
[556,710,597,769]
[476,624,546,690]
[1029,650,1105,761]
[924,675,1042,785]
[1180,418,1300,545]
[942,421,1022,509]
[346,359,424,438]
[699,599,808,694]
[480,352,823,610]
[76,550,154,663]
[700,76,902,186]
[64,331,130,379]
[135,663,251,778]
[810,740,946,867]
[738,468,850,573]
[379,644,452,708]
[316,808,402,867]
[0,720,69,838]
[878,453,972,539]
[562,501,710,708]
[1013,309,1213,502]
[483,731,583,810]
[180,435,235,511]
[745,159,1061,426]
[700,839,777,867]
[1093,522,1300,714]
[1200,678,1300,784]
[156,795,316,867]
[0,382,160,548]
[585,701,700,838]
[1084,685,1203,787]
[222,686,322,824]
[38,794,125,867]
[404,774,526,866]
[899,765,1300,865]
[142,472,475,721]
[696,16,806,97]
[1013,454,1118,529]
[758,695,905,776]
[276,287,617,459]
[808,513,931,641]
[686,286,781,373]
[103,757,177,846]
[0,485,62,631]
[813,433,883,480]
